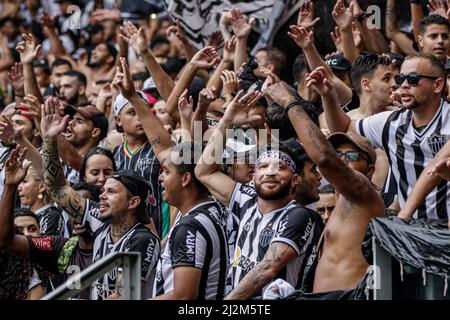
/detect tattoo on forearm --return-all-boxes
[386,0,398,32]
[41,139,81,218]
[149,136,161,147]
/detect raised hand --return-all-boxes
[223,36,237,64]
[428,157,450,181]
[114,57,137,100]
[40,97,70,140]
[92,8,122,23]
[297,0,320,29]
[230,8,255,39]
[305,67,335,97]
[332,0,354,31]
[166,19,188,43]
[223,90,262,126]
[178,89,194,121]
[0,114,24,143]
[220,70,238,101]
[428,0,448,18]
[23,94,42,122]
[40,10,56,30]
[15,33,41,65]
[190,46,219,70]
[198,87,216,110]
[120,21,149,56]
[288,25,314,49]
[263,81,296,108]
[206,31,224,50]
[4,146,29,186]
[8,62,24,96]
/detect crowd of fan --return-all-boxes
[0,0,450,300]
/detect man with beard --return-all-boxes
[38,102,160,299]
[84,42,118,84]
[324,53,450,221]
[195,90,324,299]
[59,71,88,107]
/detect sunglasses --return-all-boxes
[394,72,439,86]
[336,151,370,163]
[207,118,220,126]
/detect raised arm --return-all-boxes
[40,98,86,219]
[411,1,425,44]
[0,31,14,72]
[207,37,236,95]
[189,87,215,140]
[8,63,25,105]
[115,57,174,163]
[0,115,43,175]
[166,20,196,61]
[288,25,352,105]
[386,0,417,55]
[177,89,194,142]
[0,146,31,257]
[165,47,219,121]
[120,22,175,102]
[310,66,356,133]
[195,90,261,206]
[332,0,360,62]
[230,8,254,73]
[264,77,376,207]
[398,139,450,219]
[16,33,44,104]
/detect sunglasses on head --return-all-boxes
[394,72,439,86]
[207,118,219,126]
[336,151,370,163]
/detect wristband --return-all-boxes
[285,100,302,113]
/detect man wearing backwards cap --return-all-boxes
[264,80,383,298]
[40,102,160,300]
[112,90,164,238]
[195,90,324,299]
[114,57,228,300]
[56,101,108,183]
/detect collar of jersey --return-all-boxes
[412,99,444,138]
[123,140,148,158]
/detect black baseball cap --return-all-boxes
[282,138,310,172]
[325,54,351,71]
[110,170,153,224]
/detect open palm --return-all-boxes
[41,98,70,140]
[5,146,29,186]
[120,21,148,56]
[16,33,41,64]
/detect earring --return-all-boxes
[37,193,44,200]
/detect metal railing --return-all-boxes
[42,251,141,300]
[371,237,447,300]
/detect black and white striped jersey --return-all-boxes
[80,199,160,300]
[34,204,68,237]
[228,183,323,297]
[113,141,163,236]
[356,99,450,220]
[153,199,229,300]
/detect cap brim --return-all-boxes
[64,105,77,117]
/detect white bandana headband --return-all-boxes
[256,150,297,172]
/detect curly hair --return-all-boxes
[0,250,34,300]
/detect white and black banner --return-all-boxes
[163,0,305,53]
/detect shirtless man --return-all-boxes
[263,76,384,294]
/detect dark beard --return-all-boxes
[254,180,292,200]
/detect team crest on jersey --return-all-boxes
[427,133,446,156]
[137,158,153,171]
[260,228,275,247]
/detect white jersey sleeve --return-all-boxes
[355,110,395,149]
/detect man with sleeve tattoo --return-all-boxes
[40,100,160,300]
[264,75,384,297]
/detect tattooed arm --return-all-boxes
[225,243,296,300]
[264,78,381,207]
[386,0,416,55]
[41,99,86,219]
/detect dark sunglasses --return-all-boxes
[394,72,439,86]
[207,118,220,126]
[336,151,369,163]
